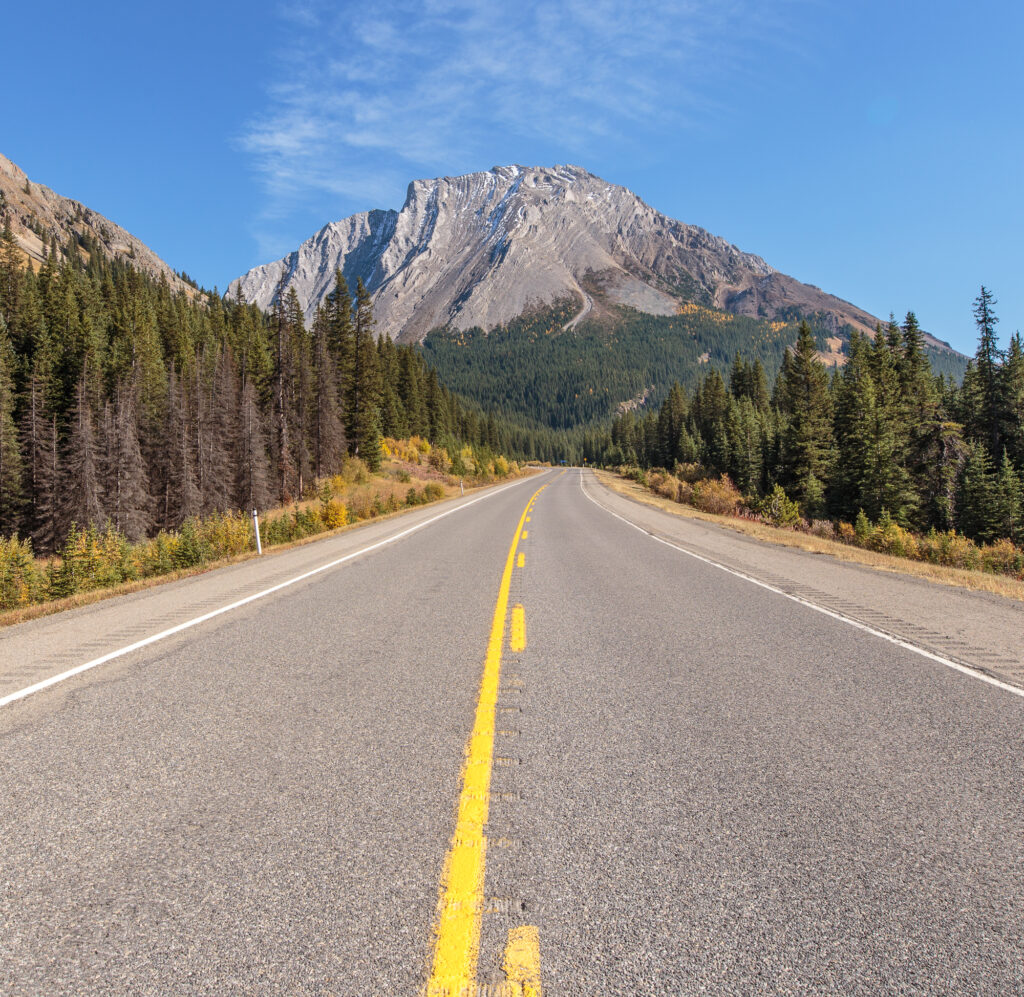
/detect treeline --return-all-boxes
[421,300,966,433]
[0,225,540,553]
[598,290,1023,544]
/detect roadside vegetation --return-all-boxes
[0,438,521,616]
[594,290,1024,561]
[608,463,1024,593]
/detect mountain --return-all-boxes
[0,152,194,295]
[229,164,955,359]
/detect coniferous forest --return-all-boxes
[0,224,557,557]
[598,294,1024,547]
[1,213,1021,569]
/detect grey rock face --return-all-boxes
[0,152,193,296]
[231,164,881,342]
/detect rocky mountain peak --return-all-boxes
[230,164,882,344]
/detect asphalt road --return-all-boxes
[1,468,1021,995]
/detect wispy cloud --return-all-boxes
[241,0,804,259]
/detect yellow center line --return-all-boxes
[521,530,528,540]
[517,553,525,569]
[426,482,547,997]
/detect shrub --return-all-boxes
[322,499,348,529]
[0,536,42,610]
[980,538,1024,578]
[837,521,856,544]
[866,511,919,559]
[423,483,445,502]
[691,475,743,516]
[810,519,836,540]
[757,484,801,528]
[918,529,981,571]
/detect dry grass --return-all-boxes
[595,470,1024,603]
[0,460,523,630]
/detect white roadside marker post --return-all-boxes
[460,479,464,496]
[252,508,263,555]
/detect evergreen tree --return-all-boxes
[1000,332,1024,470]
[972,285,1002,453]
[59,370,104,534]
[0,329,23,533]
[956,443,998,542]
[102,380,150,540]
[348,278,381,458]
[310,304,345,478]
[775,321,833,515]
[993,450,1023,544]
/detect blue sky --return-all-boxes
[2,0,1020,354]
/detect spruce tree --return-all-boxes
[776,321,833,515]
[956,443,998,542]
[103,380,150,540]
[972,285,1002,454]
[310,304,345,478]
[1000,332,1024,470]
[59,370,104,535]
[348,278,381,458]
[0,330,23,534]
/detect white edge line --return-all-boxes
[580,469,1024,701]
[0,472,552,710]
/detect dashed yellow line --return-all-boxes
[517,554,525,569]
[503,926,543,997]
[510,606,526,652]
[521,530,528,540]
[426,483,546,997]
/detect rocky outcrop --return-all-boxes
[0,152,193,295]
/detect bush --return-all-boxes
[810,519,836,540]
[0,535,42,610]
[917,529,981,571]
[691,475,743,516]
[757,484,801,528]
[322,500,348,528]
[980,538,1024,578]
[866,510,919,559]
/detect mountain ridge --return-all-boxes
[229,163,955,356]
[0,152,194,296]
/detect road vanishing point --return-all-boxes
[2,469,1022,995]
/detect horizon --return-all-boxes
[3,0,1021,355]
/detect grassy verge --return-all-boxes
[0,441,526,626]
[595,470,1024,603]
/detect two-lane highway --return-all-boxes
[1,469,1021,995]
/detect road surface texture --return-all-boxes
[1,468,1021,995]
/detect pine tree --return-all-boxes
[0,329,23,533]
[993,450,1023,544]
[59,371,104,534]
[1000,332,1024,470]
[0,221,23,343]
[103,380,151,540]
[348,278,381,458]
[310,304,345,478]
[398,347,428,437]
[972,285,1003,454]
[956,443,998,542]
[236,374,271,512]
[162,365,200,526]
[775,321,833,515]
